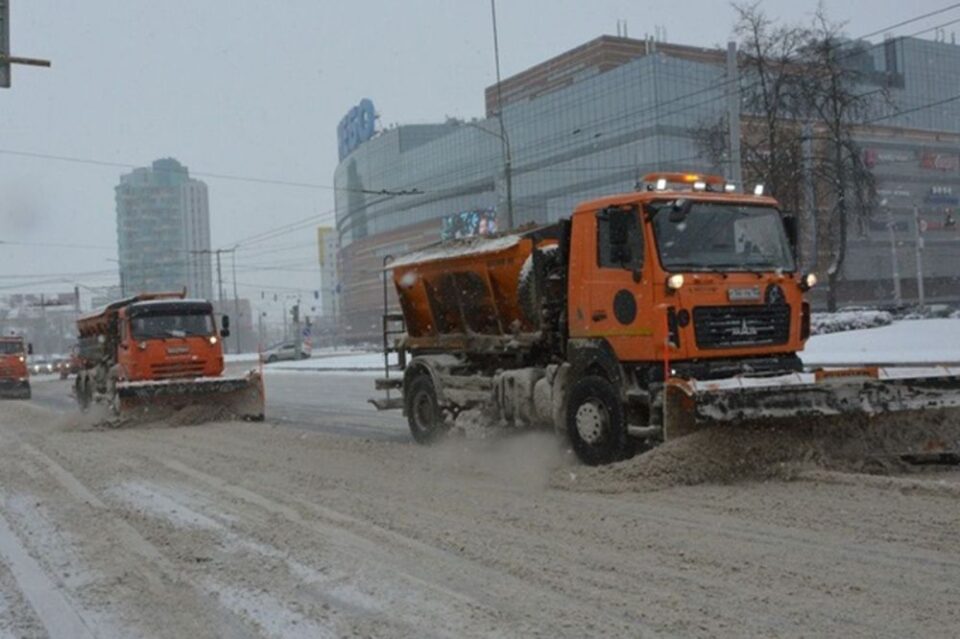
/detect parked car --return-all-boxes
[262,341,310,363]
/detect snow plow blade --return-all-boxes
[0,380,30,400]
[664,366,960,457]
[115,370,264,423]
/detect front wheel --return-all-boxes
[565,375,629,466]
[404,373,446,444]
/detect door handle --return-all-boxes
[592,310,607,321]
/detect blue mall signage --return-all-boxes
[337,98,376,160]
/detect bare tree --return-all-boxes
[797,6,879,310]
[691,2,883,310]
[732,2,809,214]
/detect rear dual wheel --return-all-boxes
[405,373,448,444]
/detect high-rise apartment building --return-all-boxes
[115,158,213,300]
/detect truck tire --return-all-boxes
[405,373,446,444]
[565,375,629,466]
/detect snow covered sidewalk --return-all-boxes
[802,318,960,366]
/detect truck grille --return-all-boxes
[150,361,206,379]
[693,305,791,349]
[0,366,15,377]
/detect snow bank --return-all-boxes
[810,310,893,335]
[803,318,960,366]
[225,353,261,363]
[266,351,386,373]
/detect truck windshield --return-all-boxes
[651,202,795,272]
[0,342,24,354]
[130,314,214,339]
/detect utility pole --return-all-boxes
[0,0,50,89]
[214,250,224,304]
[230,248,241,353]
[490,0,514,230]
[726,41,743,190]
[913,206,926,308]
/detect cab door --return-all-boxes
[574,206,652,360]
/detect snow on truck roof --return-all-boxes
[387,234,523,269]
[130,298,210,308]
[78,296,209,323]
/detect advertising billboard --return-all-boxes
[440,209,498,240]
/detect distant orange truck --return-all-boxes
[0,335,32,399]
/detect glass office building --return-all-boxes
[333,35,960,340]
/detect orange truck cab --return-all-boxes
[564,173,812,379]
[0,335,32,399]
[116,299,227,381]
[76,292,228,384]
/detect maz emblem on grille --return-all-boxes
[166,347,190,355]
[730,318,759,337]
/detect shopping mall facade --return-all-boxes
[332,35,960,341]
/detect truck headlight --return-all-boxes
[209,336,218,345]
[799,273,818,291]
[17,356,25,363]
[667,274,685,290]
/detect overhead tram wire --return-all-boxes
[317,10,960,206]
[0,148,428,197]
[476,9,960,163]
[229,8,960,253]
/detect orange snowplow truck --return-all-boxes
[0,335,32,400]
[74,291,263,421]
[374,173,960,465]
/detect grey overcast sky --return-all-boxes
[0,0,955,299]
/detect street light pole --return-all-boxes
[464,120,513,232]
[913,206,926,308]
[885,206,902,306]
[489,0,514,230]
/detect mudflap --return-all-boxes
[663,366,960,458]
[115,370,264,423]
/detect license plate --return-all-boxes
[728,286,761,302]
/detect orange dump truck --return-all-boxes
[0,335,32,399]
[373,173,960,464]
[74,291,263,422]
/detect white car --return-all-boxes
[262,342,310,363]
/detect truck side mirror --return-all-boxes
[782,215,799,254]
[221,315,231,338]
[27,343,33,355]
